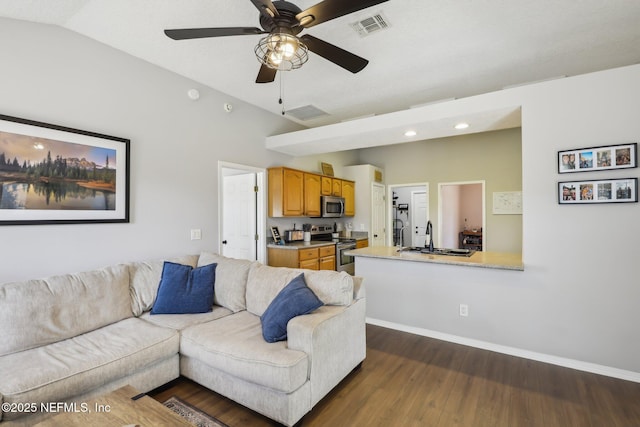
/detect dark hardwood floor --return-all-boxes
[150,324,640,426]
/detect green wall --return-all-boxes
[357,127,522,253]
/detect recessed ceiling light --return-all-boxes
[454,122,469,130]
[404,130,417,137]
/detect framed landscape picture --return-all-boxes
[558,143,637,173]
[558,178,637,204]
[0,114,130,225]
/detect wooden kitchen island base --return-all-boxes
[35,385,194,426]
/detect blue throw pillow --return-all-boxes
[260,273,323,343]
[151,261,216,315]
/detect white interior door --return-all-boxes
[371,183,386,246]
[411,190,428,247]
[222,173,256,260]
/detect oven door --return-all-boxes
[337,242,356,275]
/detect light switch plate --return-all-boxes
[190,229,202,240]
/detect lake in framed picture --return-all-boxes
[0,114,129,225]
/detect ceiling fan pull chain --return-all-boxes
[279,72,285,115]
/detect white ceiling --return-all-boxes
[1,0,639,130]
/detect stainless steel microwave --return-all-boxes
[321,195,345,218]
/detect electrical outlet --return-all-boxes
[190,229,202,240]
[459,304,469,317]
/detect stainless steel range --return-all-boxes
[309,225,356,275]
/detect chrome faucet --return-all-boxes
[425,220,434,252]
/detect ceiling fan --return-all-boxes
[164,0,389,83]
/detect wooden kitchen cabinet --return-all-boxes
[341,179,355,216]
[304,173,322,216]
[319,245,336,270]
[268,166,356,218]
[356,238,369,249]
[267,244,335,271]
[321,176,332,195]
[331,178,342,196]
[268,167,304,217]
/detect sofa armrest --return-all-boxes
[352,276,365,300]
[287,298,366,407]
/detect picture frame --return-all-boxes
[0,114,130,225]
[558,143,637,173]
[321,162,334,176]
[558,178,637,204]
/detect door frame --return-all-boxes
[218,161,266,263]
[437,180,486,250]
[370,182,386,247]
[386,182,429,247]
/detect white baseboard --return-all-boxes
[366,317,640,384]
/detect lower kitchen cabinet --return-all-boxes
[268,245,336,271]
[356,238,369,249]
[319,245,336,270]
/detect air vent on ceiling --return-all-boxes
[286,105,329,121]
[350,12,389,37]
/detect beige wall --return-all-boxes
[357,127,522,253]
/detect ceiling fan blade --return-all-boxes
[296,0,389,28]
[300,34,368,73]
[164,27,265,40]
[256,63,277,83]
[250,0,280,19]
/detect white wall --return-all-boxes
[357,64,640,377]
[0,18,352,282]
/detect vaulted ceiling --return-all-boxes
[1,0,639,129]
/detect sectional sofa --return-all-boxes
[0,252,366,426]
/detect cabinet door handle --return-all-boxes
[222,240,228,245]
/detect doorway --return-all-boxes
[218,162,266,263]
[437,181,485,250]
[386,183,429,247]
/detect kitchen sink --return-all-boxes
[398,247,476,257]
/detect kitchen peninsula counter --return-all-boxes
[345,246,523,271]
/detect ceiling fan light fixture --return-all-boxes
[255,33,308,71]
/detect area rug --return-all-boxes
[163,396,230,427]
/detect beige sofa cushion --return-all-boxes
[180,311,308,394]
[139,305,233,331]
[0,264,131,357]
[0,317,179,421]
[197,252,257,312]
[246,264,354,317]
[128,255,199,316]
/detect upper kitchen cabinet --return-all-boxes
[342,180,355,216]
[268,167,304,217]
[268,166,356,218]
[321,176,332,196]
[304,173,322,217]
[331,178,342,196]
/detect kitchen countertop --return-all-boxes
[345,246,523,271]
[267,233,368,250]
